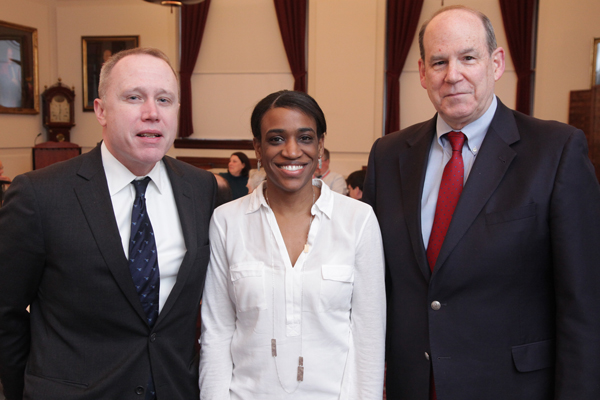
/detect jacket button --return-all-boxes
[150,333,156,342]
[424,352,430,360]
[135,386,145,395]
[431,301,441,310]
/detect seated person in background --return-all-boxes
[219,152,250,200]
[246,169,266,194]
[313,148,347,195]
[346,169,366,200]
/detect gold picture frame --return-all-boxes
[81,36,139,111]
[0,20,39,114]
[593,38,600,87]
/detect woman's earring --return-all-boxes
[318,157,322,170]
[257,159,261,172]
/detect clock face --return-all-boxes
[49,95,70,123]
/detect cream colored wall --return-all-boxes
[1,0,600,180]
[534,0,600,122]
[176,0,387,178]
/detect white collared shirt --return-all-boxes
[101,142,185,312]
[200,180,386,399]
[421,96,498,248]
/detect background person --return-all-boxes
[246,168,266,194]
[313,148,347,195]
[199,90,386,399]
[363,5,600,400]
[0,47,216,400]
[219,151,250,200]
[345,169,366,200]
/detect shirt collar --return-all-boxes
[435,95,498,155]
[101,141,164,196]
[246,179,333,219]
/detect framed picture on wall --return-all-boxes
[593,38,600,87]
[81,35,139,111]
[0,20,39,114]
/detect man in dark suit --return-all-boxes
[363,6,600,400]
[0,47,216,399]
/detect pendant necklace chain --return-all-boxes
[264,184,316,393]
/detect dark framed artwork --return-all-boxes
[0,20,39,114]
[593,38,600,87]
[81,36,139,111]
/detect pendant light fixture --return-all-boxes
[143,0,205,6]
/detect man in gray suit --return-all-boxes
[0,47,216,399]
[363,6,600,400]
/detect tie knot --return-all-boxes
[446,131,465,152]
[132,177,151,198]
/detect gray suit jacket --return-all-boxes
[0,145,216,399]
[363,99,600,400]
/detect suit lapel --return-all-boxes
[433,100,520,273]
[155,157,197,323]
[73,146,149,323]
[399,118,437,280]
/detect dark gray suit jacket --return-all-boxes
[363,100,600,400]
[0,145,216,399]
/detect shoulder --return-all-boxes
[164,156,216,184]
[212,193,252,221]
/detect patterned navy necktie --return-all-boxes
[129,177,160,327]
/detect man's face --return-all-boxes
[94,54,179,176]
[418,9,505,130]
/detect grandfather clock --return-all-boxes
[42,78,76,142]
[34,79,81,169]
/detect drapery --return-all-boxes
[179,0,212,137]
[273,0,307,92]
[499,0,537,115]
[385,0,424,134]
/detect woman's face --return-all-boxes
[228,155,245,177]
[253,107,323,195]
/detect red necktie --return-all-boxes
[426,132,465,400]
[427,131,466,271]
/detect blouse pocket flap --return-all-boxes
[230,262,265,281]
[321,264,354,282]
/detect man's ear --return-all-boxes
[94,98,107,127]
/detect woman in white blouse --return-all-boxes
[199,90,386,399]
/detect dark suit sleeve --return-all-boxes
[362,137,381,209]
[550,130,600,398]
[0,175,46,400]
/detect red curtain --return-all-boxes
[385,0,424,134]
[273,0,307,92]
[499,0,536,116]
[179,0,212,137]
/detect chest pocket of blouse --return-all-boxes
[230,262,267,312]
[320,264,354,312]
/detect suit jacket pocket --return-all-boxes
[230,262,267,312]
[511,339,555,372]
[486,203,536,225]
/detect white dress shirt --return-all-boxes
[199,180,386,399]
[421,96,498,248]
[101,142,186,312]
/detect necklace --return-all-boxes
[264,185,316,254]
[264,184,316,393]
